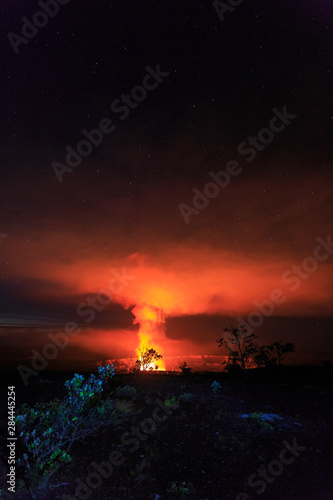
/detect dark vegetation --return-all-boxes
[131,348,163,372]
[0,361,332,500]
[217,325,295,377]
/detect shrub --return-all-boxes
[16,365,115,492]
[115,385,137,397]
[129,359,142,373]
[223,357,244,377]
[211,380,222,394]
[164,396,179,407]
[115,399,136,414]
[265,342,295,366]
[254,345,277,368]
[168,481,195,497]
[178,361,193,375]
[250,412,274,431]
[135,347,163,371]
[97,363,115,381]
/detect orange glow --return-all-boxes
[133,304,166,371]
[2,171,333,368]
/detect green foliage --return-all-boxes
[16,365,115,491]
[97,363,115,380]
[250,412,274,431]
[178,361,193,375]
[168,481,195,497]
[211,380,222,394]
[164,396,179,407]
[115,385,137,397]
[18,479,25,491]
[115,399,135,414]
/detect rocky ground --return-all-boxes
[0,366,332,500]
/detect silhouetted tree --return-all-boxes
[254,342,296,367]
[217,325,259,377]
[178,361,193,375]
[137,347,163,371]
[266,342,295,365]
[254,345,278,368]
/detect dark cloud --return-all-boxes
[0,0,332,368]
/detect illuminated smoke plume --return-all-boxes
[132,304,166,370]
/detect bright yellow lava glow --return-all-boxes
[134,305,166,371]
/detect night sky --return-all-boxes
[1,0,332,371]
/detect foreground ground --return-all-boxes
[0,366,332,500]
